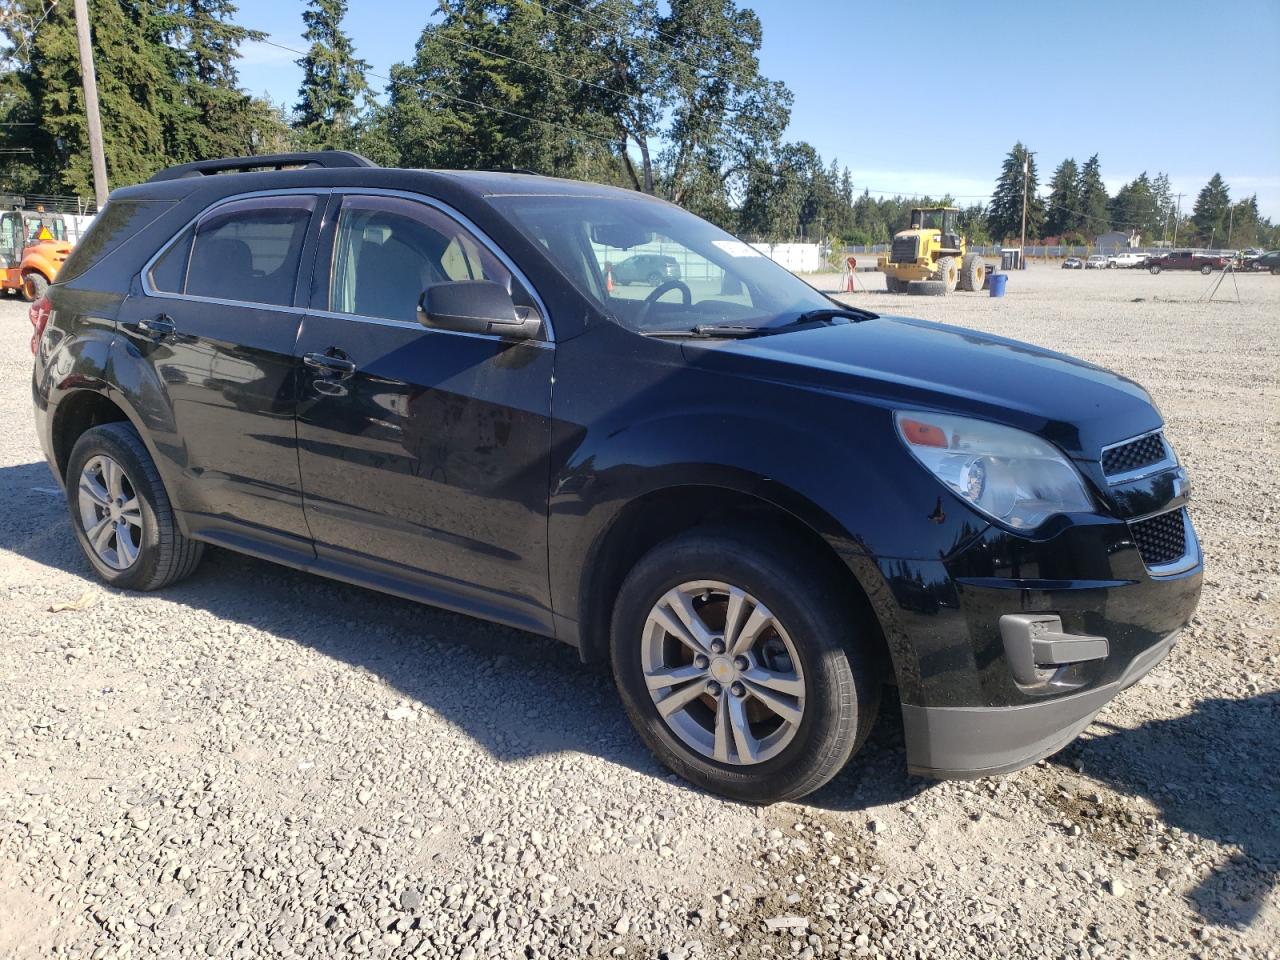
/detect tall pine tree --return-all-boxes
[987,142,1044,244]
[1075,154,1109,236]
[1043,158,1080,238]
[294,0,371,151]
[1191,174,1231,247]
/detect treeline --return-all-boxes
[2,1,1275,250]
[987,143,1278,249]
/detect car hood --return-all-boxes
[681,315,1161,458]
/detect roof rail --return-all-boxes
[147,151,378,183]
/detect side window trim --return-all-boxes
[140,188,330,313]
[140,187,553,341]
[320,189,555,342]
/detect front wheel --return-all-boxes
[1200,264,1213,275]
[22,272,49,302]
[1149,264,1161,274]
[611,528,880,803]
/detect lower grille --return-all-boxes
[1102,432,1168,478]
[1129,509,1187,568]
[891,236,918,263]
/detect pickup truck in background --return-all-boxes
[1147,250,1227,275]
[1107,252,1148,269]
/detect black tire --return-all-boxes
[1200,264,1212,275]
[934,255,958,292]
[1149,264,1161,275]
[22,272,49,302]
[959,253,985,292]
[646,272,664,286]
[907,279,947,296]
[611,528,881,804]
[65,423,204,591]
[883,274,906,294]
[1271,266,1280,276]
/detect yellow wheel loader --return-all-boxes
[879,207,986,295]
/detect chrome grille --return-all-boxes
[1129,509,1187,568]
[891,236,918,263]
[1102,431,1169,479]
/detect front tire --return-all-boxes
[66,423,204,590]
[934,255,958,292]
[22,272,49,302]
[1200,264,1212,275]
[1149,264,1161,274]
[611,528,880,803]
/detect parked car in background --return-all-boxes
[1248,250,1280,274]
[1062,257,1083,269]
[611,253,681,285]
[1085,255,1108,269]
[32,151,1203,803]
[1147,250,1227,275]
[1107,252,1147,269]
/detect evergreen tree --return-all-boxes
[987,142,1044,243]
[1149,172,1174,243]
[1191,173,1231,247]
[1043,158,1080,237]
[294,0,371,151]
[1075,154,1109,236]
[1109,172,1155,241]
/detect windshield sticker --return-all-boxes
[712,240,764,258]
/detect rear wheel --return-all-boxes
[611,528,880,804]
[1149,264,1161,275]
[959,253,985,292]
[1200,264,1212,275]
[934,256,958,292]
[646,271,664,285]
[1271,266,1280,276]
[22,272,48,302]
[66,423,204,591]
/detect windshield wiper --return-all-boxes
[639,324,764,339]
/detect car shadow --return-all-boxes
[1052,693,1280,930]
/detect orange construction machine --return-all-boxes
[1,196,74,301]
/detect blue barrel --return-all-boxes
[989,273,1008,297]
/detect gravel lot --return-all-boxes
[1,264,1277,960]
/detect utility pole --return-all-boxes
[1171,193,1183,247]
[1227,203,1234,248]
[72,0,109,209]
[1019,150,1029,269]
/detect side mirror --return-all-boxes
[418,280,541,340]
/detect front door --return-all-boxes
[117,194,321,548]
[293,193,554,631]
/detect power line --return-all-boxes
[2,0,59,65]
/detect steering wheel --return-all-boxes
[636,279,693,327]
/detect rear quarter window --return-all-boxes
[55,200,175,285]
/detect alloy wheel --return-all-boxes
[641,580,806,765]
[77,454,143,570]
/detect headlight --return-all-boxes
[894,411,1094,530]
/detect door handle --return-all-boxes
[303,351,356,379]
[134,314,176,340]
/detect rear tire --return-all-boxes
[22,272,48,302]
[907,279,947,296]
[1200,264,1212,275]
[611,528,880,804]
[934,256,958,292]
[65,423,204,591]
[1149,264,1161,274]
[959,253,985,292]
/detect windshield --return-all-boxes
[24,214,67,243]
[488,193,832,332]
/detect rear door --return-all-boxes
[117,193,322,551]
[293,192,555,632]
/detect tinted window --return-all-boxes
[329,195,512,324]
[148,226,194,293]
[57,200,175,284]
[167,195,316,306]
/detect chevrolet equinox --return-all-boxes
[31,152,1203,803]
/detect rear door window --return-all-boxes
[150,195,317,307]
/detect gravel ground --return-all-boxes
[1,264,1277,960]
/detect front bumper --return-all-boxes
[871,500,1202,780]
[903,628,1177,778]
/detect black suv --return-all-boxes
[32,152,1202,803]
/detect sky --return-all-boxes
[236,0,1280,220]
